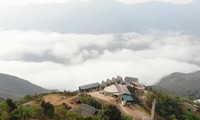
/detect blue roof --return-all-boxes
[121,94,134,101]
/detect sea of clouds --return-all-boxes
[0,30,199,90]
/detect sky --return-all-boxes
[0,0,195,6]
[0,0,199,90]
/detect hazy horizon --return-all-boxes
[0,0,200,90]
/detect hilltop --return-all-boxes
[0,76,199,120]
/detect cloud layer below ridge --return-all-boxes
[0,30,199,90]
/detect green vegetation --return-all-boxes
[146,89,200,120]
[40,101,55,118]
[80,94,102,109]
[1,89,198,120]
[0,92,130,120]
[102,104,121,120]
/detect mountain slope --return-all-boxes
[0,73,49,99]
[155,71,200,99]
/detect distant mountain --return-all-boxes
[0,73,49,99]
[0,0,200,35]
[155,71,200,99]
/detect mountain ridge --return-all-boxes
[0,73,49,99]
[155,71,200,99]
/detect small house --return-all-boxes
[116,76,123,84]
[79,83,100,93]
[101,80,107,89]
[124,77,139,86]
[111,77,117,85]
[103,85,119,96]
[106,79,112,86]
[72,104,99,116]
[116,84,134,105]
[121,94,134,106]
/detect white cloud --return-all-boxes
[0,56,199,90]
[0,30,200,90]
[0,0,71,7]
[0,0,194,7]
[117,0,194,4]
[0,30,113,63]
[0,0,90,7]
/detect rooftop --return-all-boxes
[72,104,99,116]
[121,94,134,101]
[124,77,138,83]
[79,82,100,90]
[116,76,123,82]
[104,85,119,93]
[106,79,112,84]
[116,84,131,95]
[112,77,117,83]
[101,80,107,86]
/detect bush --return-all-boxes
[80,95,101,109]
[103,104,121,120]
[5,99,17,112]
[40,101,54,117]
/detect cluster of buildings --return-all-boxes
[79,76,141,106]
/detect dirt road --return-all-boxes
[89,91,150,120]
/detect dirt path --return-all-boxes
[89,91,150,120]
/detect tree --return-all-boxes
[103,104,121,120]
[5,99,17,112]
[40,101,54,117]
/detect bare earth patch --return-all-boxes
[42,94,78,109]
[88,91,150,120]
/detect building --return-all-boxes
[103,85,119,96]
[111,77,117,85]
[103,84,134,105]
[121,94,134,106]
[116,84,134,105]
[116,76,123,84]
[106,79,112,86]
[72,104,99,116]
[79,83,100,93]
[116,84,131,95]
[101,80,107,89]
[124,76,139,86]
